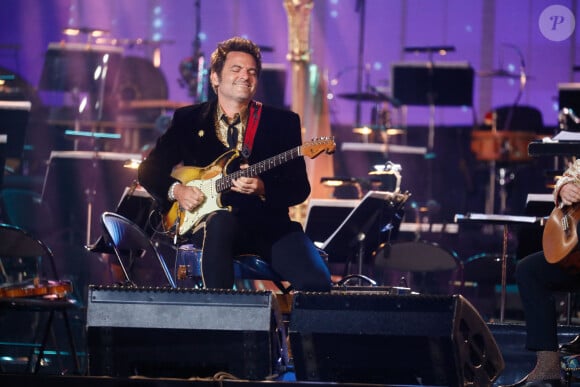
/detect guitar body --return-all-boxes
[164,150,237,235]
[542,204,580,269]
[161,137,336,236]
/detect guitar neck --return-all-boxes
[216,146,301,192]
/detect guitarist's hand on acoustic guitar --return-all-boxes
[231,164,265,196]
[173,183,206,212]
[559,182,580,206]
[543,180,580,268]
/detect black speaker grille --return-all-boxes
[289,292,504,386]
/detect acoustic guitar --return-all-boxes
[163,136,336,236]
[542,204,580,270]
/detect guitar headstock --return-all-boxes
[301,136,336,159]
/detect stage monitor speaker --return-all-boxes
[289,292,504,386]
[86,286,288,380]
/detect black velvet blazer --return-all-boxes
[137,99,311,225]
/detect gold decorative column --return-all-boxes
[283,0,313,120]
[284,0,334,221]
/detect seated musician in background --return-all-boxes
[501,160,580,387]
[137,36,331,291]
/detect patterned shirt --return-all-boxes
[215,104,248,151]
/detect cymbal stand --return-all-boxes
[354,0,366,127]
[84,52,112,246]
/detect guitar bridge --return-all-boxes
[562,214,569,232]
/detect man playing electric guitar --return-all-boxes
[500,159,580,387]
[137,36,331,291]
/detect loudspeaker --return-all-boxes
[289,292,504,386]
[86,286,288,380]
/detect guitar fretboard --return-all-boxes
[215,146,301,192]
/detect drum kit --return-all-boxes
[38,27,175,153]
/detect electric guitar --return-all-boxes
[542,203,580,270]
[164,137,336,236]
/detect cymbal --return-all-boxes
[337,92,399,105]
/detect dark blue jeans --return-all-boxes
[516,250,580,351]
[193,210,331,291]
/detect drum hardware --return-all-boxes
[472,102,544,215]
[369,161,402,193]
[454,212,544,323]
[178,0,207,102]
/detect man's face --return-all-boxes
[211,51,258,104]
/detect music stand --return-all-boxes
[320,191,409,278]
[391,61,474,108]
[304,198,360,245]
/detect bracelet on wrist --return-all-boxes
[168,182,180,201]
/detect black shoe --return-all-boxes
[499,375,563,387]
[560,334,580,355]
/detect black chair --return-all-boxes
[0,223,80,374]
[100,212,176,288]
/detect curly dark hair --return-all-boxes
[210,36,262,79]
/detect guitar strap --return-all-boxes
[242,100,262,159]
